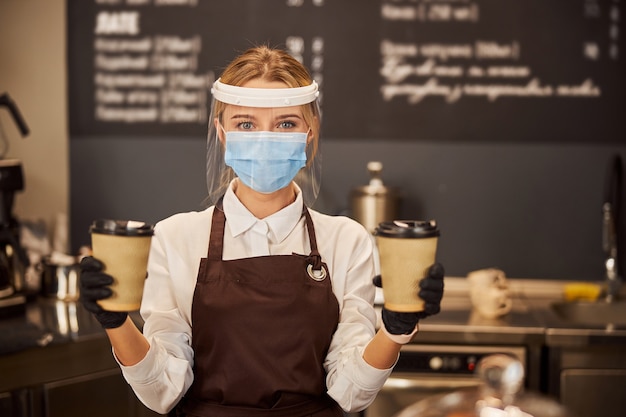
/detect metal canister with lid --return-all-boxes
[350,161,402,234]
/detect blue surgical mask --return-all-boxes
[224,130,308,194]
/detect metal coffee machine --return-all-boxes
[350,161,402,234]
[0,93,30,316]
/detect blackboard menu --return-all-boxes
[68,0,624,143]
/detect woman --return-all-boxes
[80,45,444,416]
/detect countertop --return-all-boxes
[0,297,103,356]
[3,278,625,355]
[419,278,626,347]
[0,297,146,393]
[2,277,625,366]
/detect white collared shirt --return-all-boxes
[118,181,391,414]
[221,182,306,258]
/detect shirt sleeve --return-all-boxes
[116,210,210,414]
[318,215,395,412]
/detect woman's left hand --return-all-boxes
[373,263,445,335]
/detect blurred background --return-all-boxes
[1,0,625,282]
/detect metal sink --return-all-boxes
[550,300,626,327]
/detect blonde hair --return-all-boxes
[214,45,321,157]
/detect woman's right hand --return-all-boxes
[79,256,128,329]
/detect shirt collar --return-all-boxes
[222,180,304,244]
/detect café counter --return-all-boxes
[0,298,159,417]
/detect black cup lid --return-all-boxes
[90,219,154,236]
[375,220,439,238]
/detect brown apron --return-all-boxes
[181,200,342,417]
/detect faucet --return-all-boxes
[603,155,623,303]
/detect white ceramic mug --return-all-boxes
[467,268,513,319]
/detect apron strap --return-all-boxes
[302,206,318,253]
[301,206,327,277]
[207,197,225,260]
[207,196,325,273]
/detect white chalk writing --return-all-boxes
[380,0,606,105]
[92,0,210,125]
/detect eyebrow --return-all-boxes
[277,113,304,120]
[229,114,256,120]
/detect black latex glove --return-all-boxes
[373,263,445,335]
[79,256,128,329]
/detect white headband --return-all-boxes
[211,78,319,108]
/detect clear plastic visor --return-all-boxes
[206,80,322,207]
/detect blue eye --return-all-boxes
[278,121,296,129]
[238,121,254,130]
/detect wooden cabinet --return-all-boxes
[0,391,15,416]
[1,372,161,417]
[560,368,626,417]
[0,337,162,417]
[0,388,36,416]
[42,368,160,417]
[0,370,162,417]
[547,343,626,417]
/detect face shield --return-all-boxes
[206,78,322,207]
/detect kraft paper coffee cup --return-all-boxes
[375,220,439,312]
[90,219,154,312]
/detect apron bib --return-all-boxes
[181,200,342,417]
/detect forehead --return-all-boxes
[222,104,304,119]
